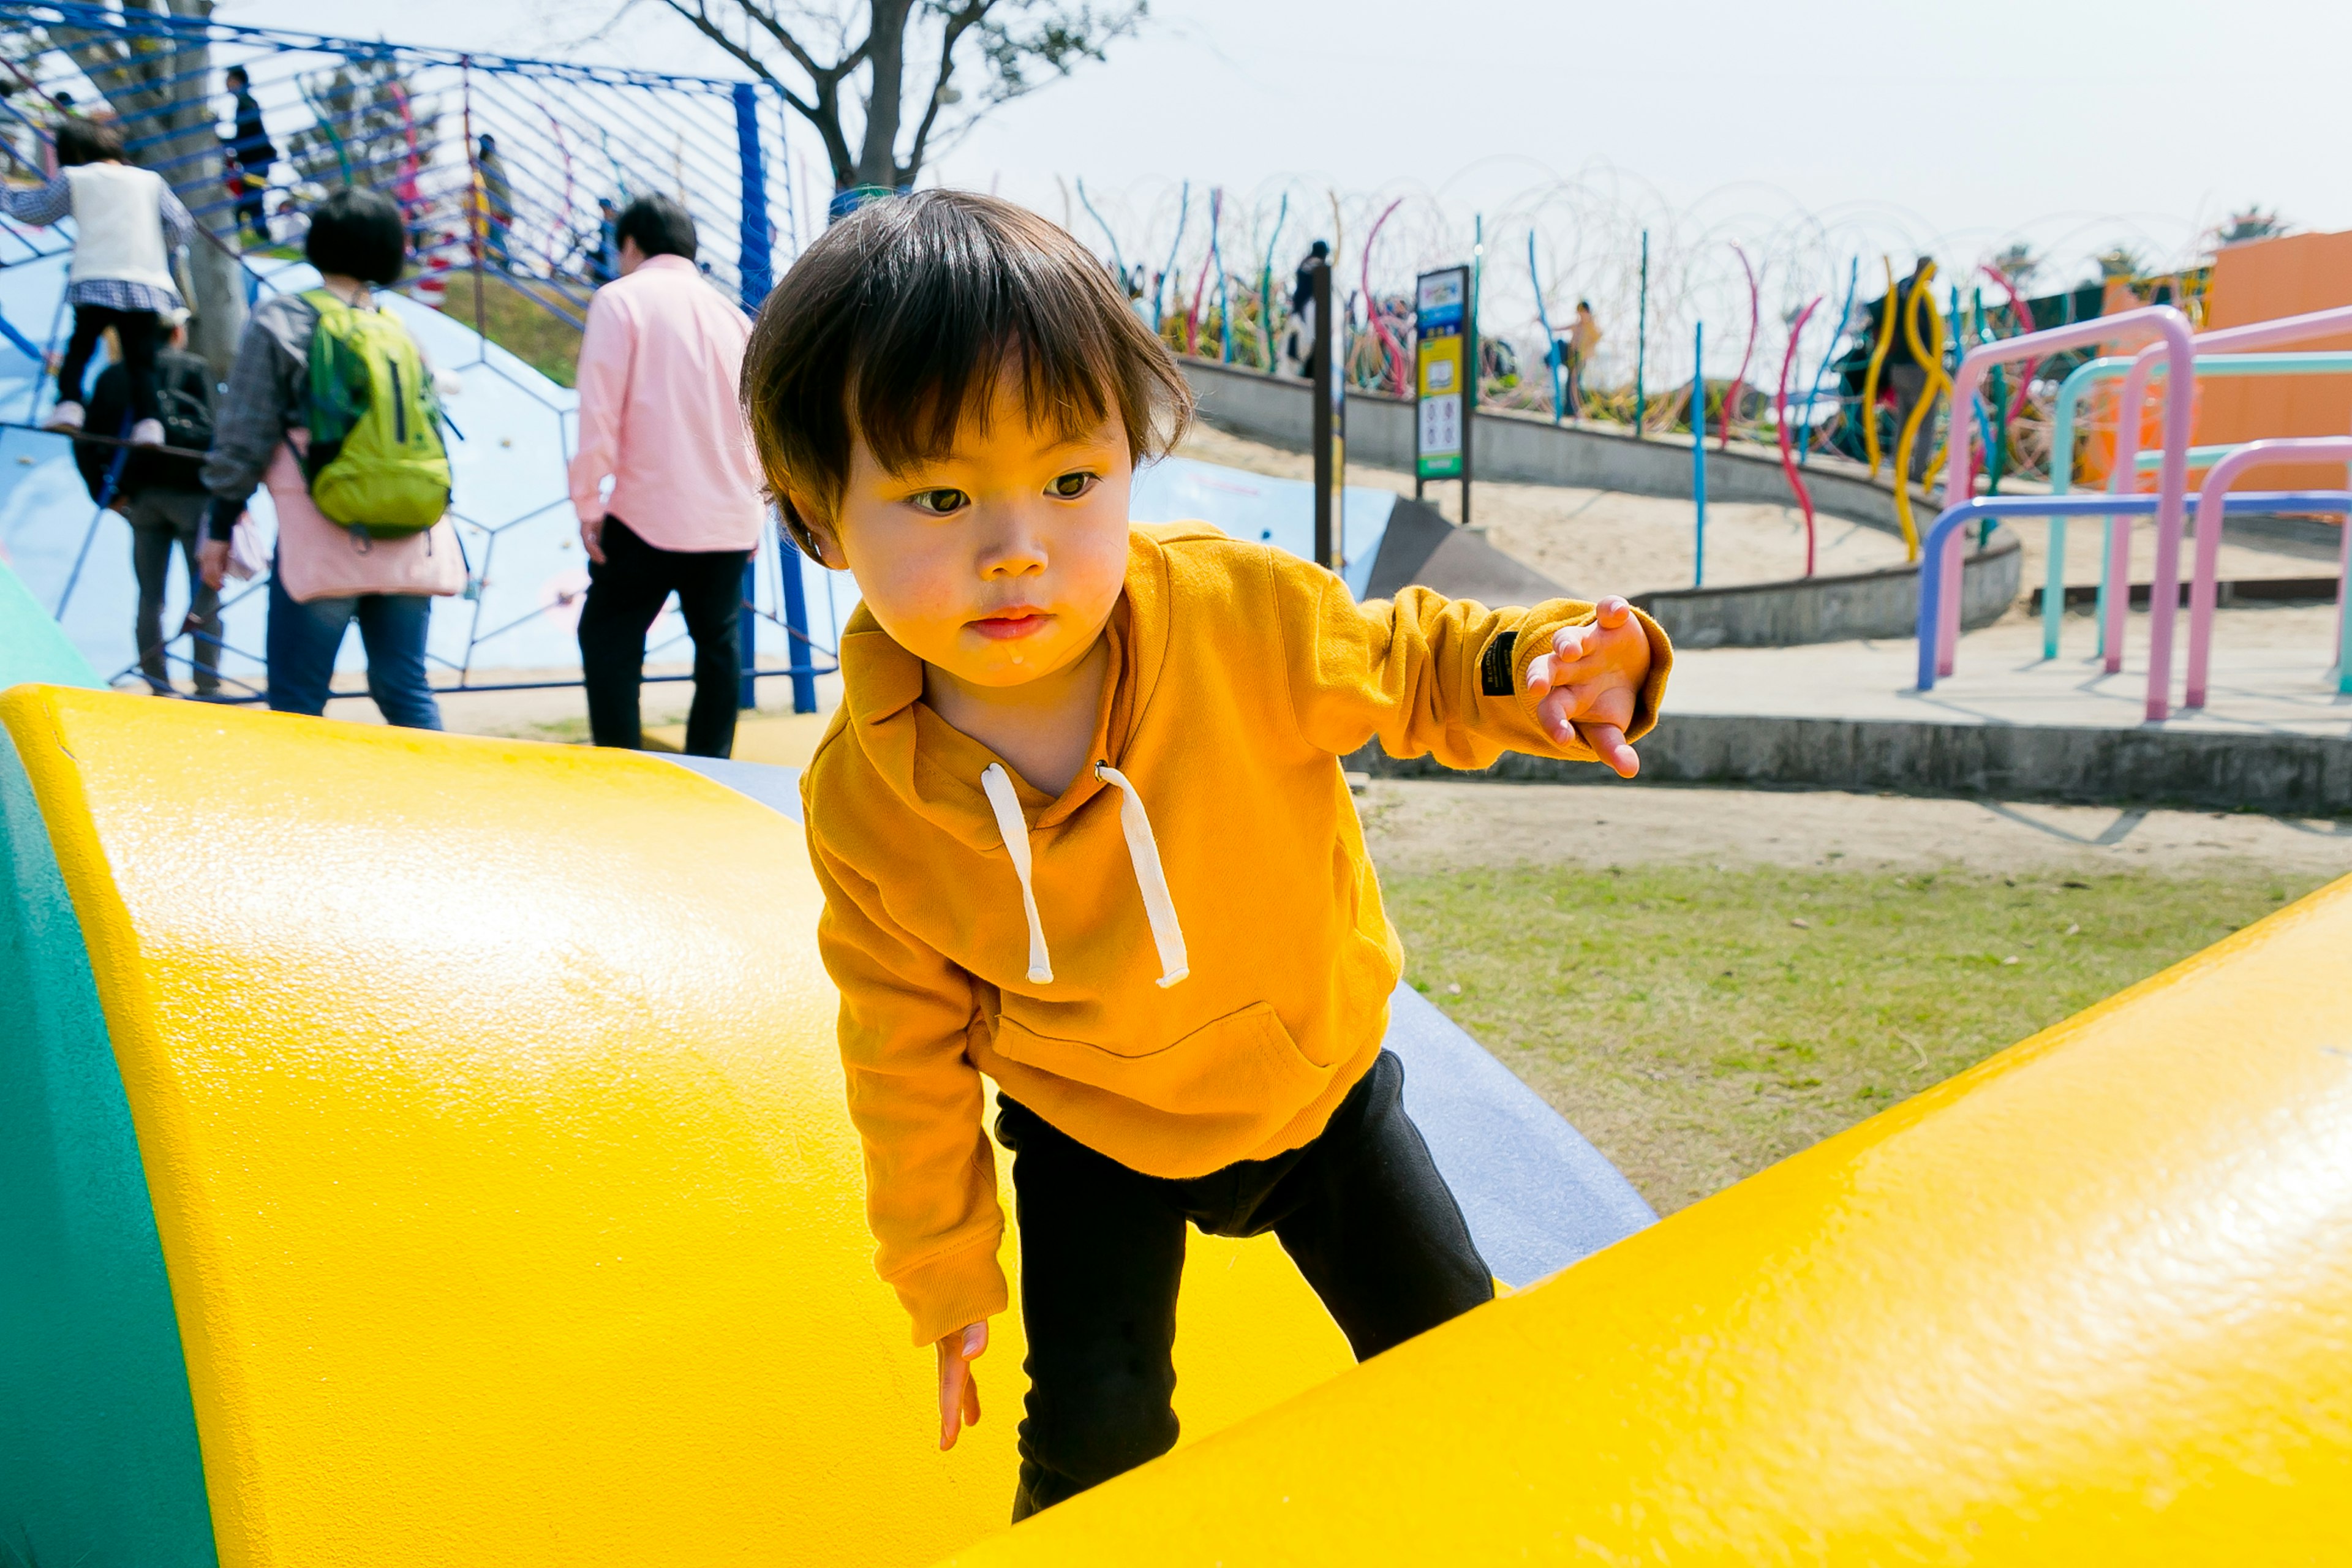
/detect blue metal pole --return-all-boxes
[1692,319,1706,587]
[732,82,774,310]
[778,518,816,714]
[737,557,760,713]
[1634,230,1649,437]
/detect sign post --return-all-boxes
[1310,257,1345,572]
[1414,264,1474,527]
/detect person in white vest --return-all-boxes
[2,116,194,446]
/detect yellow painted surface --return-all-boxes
[646,709,835,768]
[1,686,1350,1568]
[944,873,2352,1564]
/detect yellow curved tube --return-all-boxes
[946,867,2352,1566]
[1860,255,1897,478]
[1890,261,1950,559]
[1905,266,1955,497]
[0,686,1355,1568]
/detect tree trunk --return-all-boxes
[851,0,913,190]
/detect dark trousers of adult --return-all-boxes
[576,515,748,758]
[126,488,220,696]
[265,558,443,729]
[995,1049,1493,1521]
[1888,363,1939,484]
[235,175,269,246]
[58,305,159,422]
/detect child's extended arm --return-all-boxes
[1273,557,1672,772]
[807,841,1010,1360]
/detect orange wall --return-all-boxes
[2196,230,2352,489]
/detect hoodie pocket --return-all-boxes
[990,1001,1333,1118]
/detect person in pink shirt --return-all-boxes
[568,194,767,757]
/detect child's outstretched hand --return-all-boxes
[936,1320,988,1450]
[1524,596,1651,778]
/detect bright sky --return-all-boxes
[223,0,2346,379]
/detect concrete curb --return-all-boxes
[1631,534,2022,648]
[1348,713,2352,815]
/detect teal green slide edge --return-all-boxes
[2,578,217,1561]
[0,556,102,690]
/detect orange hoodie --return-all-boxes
[802,524,1672,1344]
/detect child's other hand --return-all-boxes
[1524,596,1651,778]
[936,1320,988,1450]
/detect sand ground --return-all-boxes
[1177,423,2341,608]
[1359,778,2352,879]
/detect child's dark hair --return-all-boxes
[742,190,1193,557]
[55,117,124,168]
[305,187,407,286]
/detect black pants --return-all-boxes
[576,514,748,758]
[996,1050,1491,1520]
[1888,363,1939,483]
[58,305,158,423]
[235,178,269,246]
[126,488,220,695]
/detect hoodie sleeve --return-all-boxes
[807,831,1009,1348]
[1270,553,1672,768]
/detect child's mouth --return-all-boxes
[971,611,1051,641]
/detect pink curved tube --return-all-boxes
[1775,295,1823,576]
[1980,266,2041,473]
[1185,189,1219,356]
[1938,306,2195,702]
[1361,198,1407,394]
[2104,302,2352,716]
[2182,437,2352,708]
[1722,244,1758,452]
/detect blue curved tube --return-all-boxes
[1210,188,1232,363]
[1153,181,1189,333]
[1074,176,1125,280]
[1799,257,1857,467]
[1914,491,2352,691]
[1258,193,1287,371]
[1529,231,1560,422]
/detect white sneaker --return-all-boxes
[129,418,165,447]
[42,401,83,432]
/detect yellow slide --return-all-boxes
[2,686,1349,1567]
[7,677,2348,1564]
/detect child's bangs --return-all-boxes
[850,284,1121,475]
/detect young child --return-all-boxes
[743,192,1670,1520]
[4,116,195,446]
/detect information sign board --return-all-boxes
[1415,266,1473,486]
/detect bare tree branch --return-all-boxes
[635,0,1141,195]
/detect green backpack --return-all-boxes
[299,287,452,537]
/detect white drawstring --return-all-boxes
[1092,762,1191,989]
[977,760,1193,990]
[981,763,1054,985]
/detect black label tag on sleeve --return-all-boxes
[1479,630,1518,697]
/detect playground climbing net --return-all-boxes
[0,1,839,708]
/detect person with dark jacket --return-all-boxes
[76,312,221,695]
[1868,256,1942,483]
[221,66,275,248]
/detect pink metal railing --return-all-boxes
[1933,307,2196,693]
[2180,437,2352,710]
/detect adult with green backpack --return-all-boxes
[198,187,461,727]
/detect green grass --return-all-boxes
[1384,862,2324,1214]
[404,271,584,387]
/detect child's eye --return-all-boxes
[1048,470,1098,500]
[907,488,969,516]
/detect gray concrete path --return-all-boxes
[1666,603,2348,737]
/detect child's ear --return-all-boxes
[785,494,849,572]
